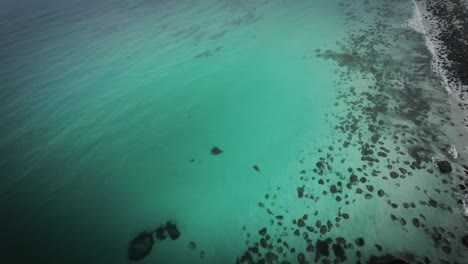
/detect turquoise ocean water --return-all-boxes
[1,0,467,263]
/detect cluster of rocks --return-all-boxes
[211,146,262,174]
[329,0,468,259]
[236,228,367,264]
[204,1,468,263]
[234,0,468,262]
[455,165,468,206]
[127,221,180,261]
[422,0,468,109]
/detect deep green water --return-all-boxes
[1,0,467,263]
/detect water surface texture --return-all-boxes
[1,0,468,263]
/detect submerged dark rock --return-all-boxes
[315,239,329,262]
[166,221,181,240]
[297,186,305,198]
[265,252,278,261]
[462,235,468,248]
[436,160,452,173]
[211,146,223,155]
[155,225,167,240]
[297,252,305,262]
[332,243,346,261]
[188,241,197,250]
[128,231,155,261]
[377,190,385,197]
[355,237,365,247]
[297,219,305,227]
[374,244,383,251]
[368,254,408,264]
[253,165,260,172]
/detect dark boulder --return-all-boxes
[332,243,346,261]
[128,231,155,261]
[296,252,305,262]
[314,239,329,262]
[462,235,468,248]
[436,160,452,173]
[166,221,181,240]
[188,241,197,250]
[355,237,365,246]
[297,186,304,198]
[155,225,167,240]
[265,252,278,261]
[211,146,223,155]
[368,254,408,264]
[390,260,409,264]
[463,164,468,175]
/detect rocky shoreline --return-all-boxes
[417,0,468,117]
[410,0,468,220]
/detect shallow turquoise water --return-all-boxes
[1,0,467,263]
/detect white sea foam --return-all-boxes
[412,0,468,218]
[431,155,446,168]
[404,1,425,34]
[411,0,468,133]
[407,0,454,94]
[398,1,452,99]
[448,144,458,159]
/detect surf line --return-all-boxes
[409,0,452,94]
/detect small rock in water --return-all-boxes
[253,165,260,172]
[374,244,382,251]
[428,198,438,207]
[166,221,180,240]
[265,252,279,261]
[377,190,385,197]
[297,219,305,227]
[188,241,197,250]
[441,245,451,254]
[297,187,305,198]
[211,146,223,155]
[260,237,269,248]
[368,254,408,264]
[436,160,452,173]
[297,252,305,262]
[320,225,327,234]
[128,231,155,261]
[155,225,167,240]
[355,237,365,247]
[315,239,329,262]
[332,243,346,261]
[462,235,468,248]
